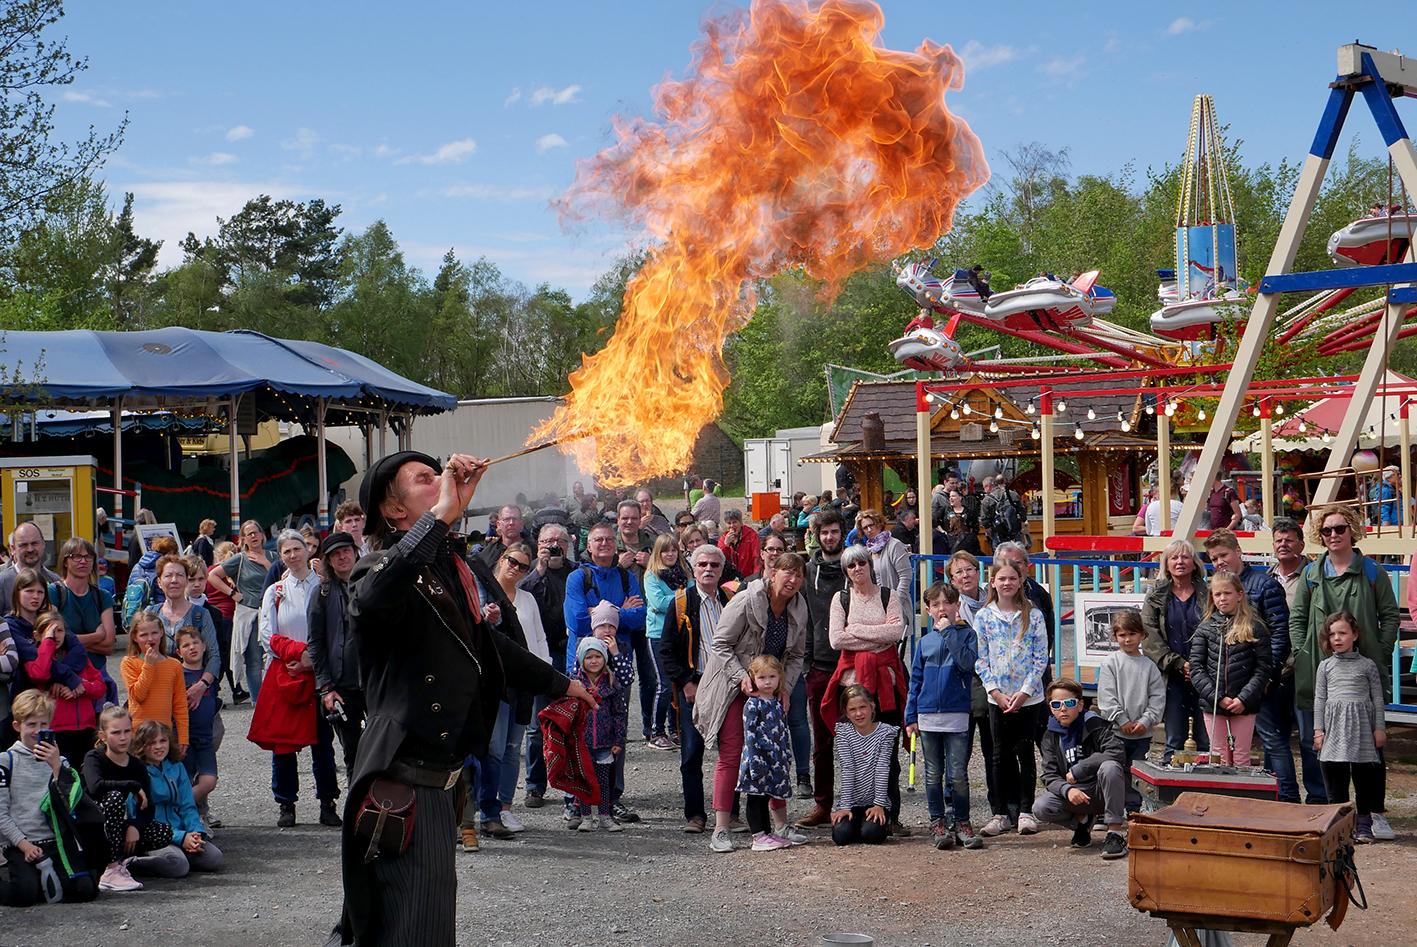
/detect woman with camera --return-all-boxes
[516,523,574,808]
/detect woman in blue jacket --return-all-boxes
[905,583,982,850]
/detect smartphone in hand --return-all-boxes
[37,729,57,746]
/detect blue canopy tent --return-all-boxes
[0,327,456,535]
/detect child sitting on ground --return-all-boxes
[570,602,632,832]
[905,583,981,850]
[120,610,189,759]
[0,689,105,904]
[130,719,222,877]
[1096,609,1165,813]
[736,655,796,852]
[831,684,896,847]
[82,706,158,893]
[176,628,220,824]
[1032,678,1129,860]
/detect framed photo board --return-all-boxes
[1074,592,1147,668]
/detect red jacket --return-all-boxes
[718,527,761,579]
[538,696,598,805]
[25,638,103,732]
[246,634,317,754]
[820,646,908,729]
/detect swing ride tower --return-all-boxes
[1176,94,1239,299]
[1174,44,1417,543]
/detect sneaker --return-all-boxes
[709,828,735,853]
[578,815,599,832]
[481,818,516,840]
[683,816,707,834]
[751,831,793,851]
[1370,813,1396,841]
[563,800,578,822]
[796,777,814,800]
[277,803,296,828]
[499,810,527,833]
[319,801,342,827]
[930,819,956,851]
[887,820,911,838]
[669,731,682,748]
[612,802,641,824]
[1016,813,1040,835]
[1355,815,1375,844]
[524,791,544,809]
[231,687,250,705]
[727,818,751,834]
[778,824,810,846]
[460,826,480,852]
[99,863,143,892]
[565,817,583,832]
[604,817,624,833]
[980,814,1012,837]
[647,734,675,751]
[1071,816,1094,848]
[1100,831,1128,860]
[956,821,984,850]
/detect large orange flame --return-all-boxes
[535,0,988,485]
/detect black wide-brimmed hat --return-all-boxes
[360,451,441,537]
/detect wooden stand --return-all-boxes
[1156,912,1295,947]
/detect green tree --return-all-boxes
[324,220,433,382]
[181,195,342,309]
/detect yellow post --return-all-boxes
[1157,410,1172,533]
[1260,408,1275,527]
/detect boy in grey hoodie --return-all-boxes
[1096,610,1165,813]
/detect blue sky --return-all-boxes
[52,2,1407,299]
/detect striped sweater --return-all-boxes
[834,721,897,809]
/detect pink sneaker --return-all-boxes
[750,831,792,852]
[99,862,143,892]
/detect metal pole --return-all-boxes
[1157,410,1172,533]
[112,397,124,550]
[1402,399,1413,539]
[1260,406,1275,526]
[1040,387,1056,552]
[915,385,932,629]
[378,408,388,456]
[315,398,329,534]
[228,396,241,538]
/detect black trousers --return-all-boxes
[332,690,367,778]
[970,713,1000,817]
[879,707,903,822]
[988,702,1043,816]
[365,784,458,946]
[1321,761,1384,816]
[832,806,889,846]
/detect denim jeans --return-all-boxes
[523,644,565,796]
[677,685,706,821]
[1121,736,1150,812]
[919,729,971,823]
[477,702,523,820]
[630,627,656,738]
[1256,676,1300,802]
[271,710,339,804]
[1294,707,1329,804]
[1162,675,1209,763]
[788,673,811,781]
[649,637,676,737]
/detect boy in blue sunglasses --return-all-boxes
[1032,678,1129,859]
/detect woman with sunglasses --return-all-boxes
[1290,504,1399,839]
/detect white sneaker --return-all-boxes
[1370,813,1396,841]
[577,815,599,832]
[777,824,809,846]
[980,813,1013,837]
[499,810,527,833]
[1016,813,1040,835]
[99,863,143,892]
[604,817,624,833]
[709,828,735,853]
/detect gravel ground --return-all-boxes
[8,649,1417,946]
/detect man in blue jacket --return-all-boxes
[561,520,646,822]
[1204,529,1297,801]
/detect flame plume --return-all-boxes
[535,0,988,485]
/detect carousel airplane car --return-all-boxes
[983,270,1111,330]
[1157,268,1178,304]
[1149,294,1248,341]
[894,262,987,315]
[1326,212,1416,266]
[887,324,966,373]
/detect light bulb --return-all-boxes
[962,404,972,416]
[1165,403,1176,417]
[989,420,999,432]
[1275,404,1284,416]
[1322,432,1331,443]
[994,407,1003,419]
[1198,409,1207,421]
[1026,402,1036,415]
[1299,421,1307,433]
[925,392,936,404]
[1031,427,1041,440]
[950,409,960,420]
[1086,408,1096,420]
[1057,400,1067,413]
[1074,425,1085,441]
[1121,419,1132,432]
[1146,405,1155,415]
[1252,405,1261,417]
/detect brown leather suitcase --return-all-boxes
[1128,792,1355,926]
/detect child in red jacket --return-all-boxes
[23,613,103,766]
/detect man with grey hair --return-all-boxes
[0,521,60,615]
[518,522,576,807]
[659,542,733,832]
[635,488,672,537]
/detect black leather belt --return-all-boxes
[387,759,461,791]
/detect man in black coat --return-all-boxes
[331,451,596,947]
[307,531,364,776]
[516,522,574,808]
[794,509,847,828]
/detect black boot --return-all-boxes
[277,803,296,828]
[319,801,342,827]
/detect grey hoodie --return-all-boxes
[0,741,60,846]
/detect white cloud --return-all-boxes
[371,143,400,160]
[62,90,112,108]
[192,152,238,166]
[1167,17,1209,35]
[225,125,254,142]
[530,84,582,106]
[282,127,320,160]
[535,133,568,153]
[504,87,523,107]
[124,179,308,268]
[958,40,1019,70]
[437,183,555,201]
[1039,56,1085,80]
[398,138,478,165]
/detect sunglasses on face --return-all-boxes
[502,557,531,572]
[1319,523,1349,537]
[1049,698,1080,710]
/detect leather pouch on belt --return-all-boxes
[353,777,417,863]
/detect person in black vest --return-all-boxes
[329,452,597,947]
[307,531,364,777]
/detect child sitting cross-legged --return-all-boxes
[128,719,222,877]
[1031,679,1129,860]
[0,688,106,905]
[81,705,159,893]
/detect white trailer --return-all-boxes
[743,425,836,501]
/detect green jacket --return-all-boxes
[1288,550,1398,710]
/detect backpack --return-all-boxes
[121,577,154,632]
[838,586,891,621]
[580,564,631,603]
[1302,555,1382,594]
[994,493,1025,539]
